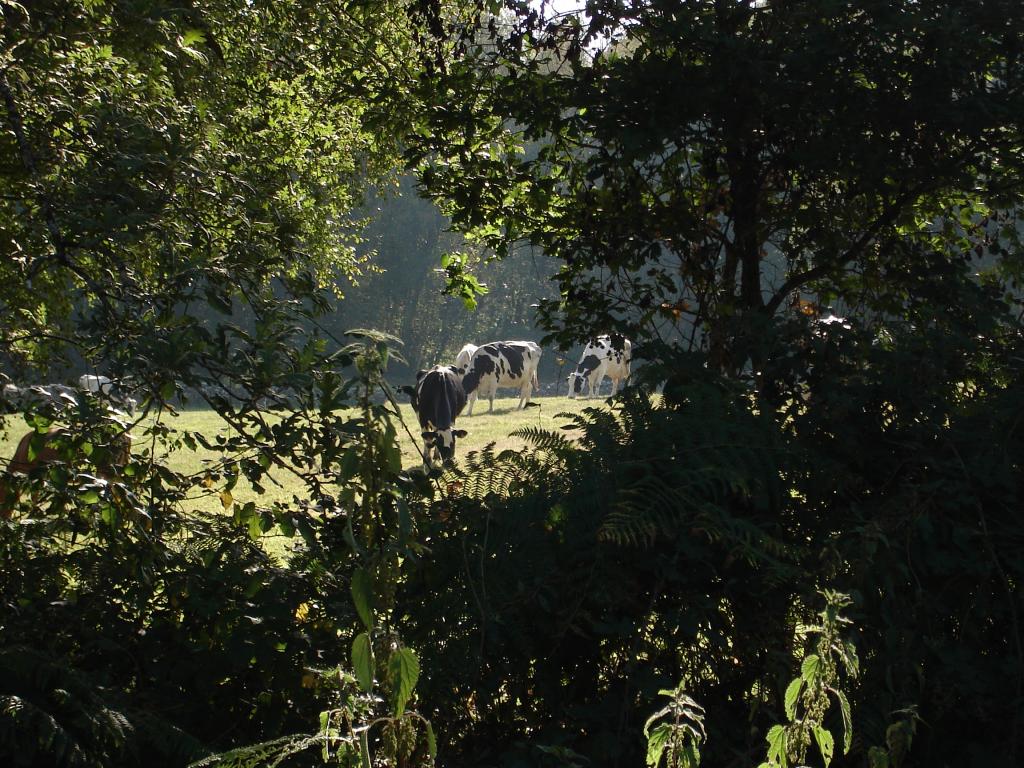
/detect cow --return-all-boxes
[411,366,468,469]
[461,341,542,416]
[1,383,24,413]
[1,426,131,519]
[79,374,115,396]
[79,374,137,410]
[453,343,478,379]
[567,335,632,399]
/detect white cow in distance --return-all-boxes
[78,374,137,410]
[79,374,114,396]
[567,335,632,399]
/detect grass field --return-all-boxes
[0,394,603,516]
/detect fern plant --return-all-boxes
[595,387,789,553]
[0,646,203,768]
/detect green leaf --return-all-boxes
[813,725,835,767]
[351,568,374,630]
[680,742,701,768]
[867,746,890,768]
[646,722,672,767]
[784,678,803,721]
[766,724,788,768]
[835,688,853,753]
[841,638,860,677]
[426,720,437,760]
[801,653,822,684]
[339,448,361,480]
[80,489,100,504]
[351,632,374,692]
[387,646,419,716]
[383,438,402,474]
[320,710,331,762]
[182,28,207,47]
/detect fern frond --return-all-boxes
[446,436,571,500]
[0,646,206,767]
[0,647,131,767]
[188,733,326,768]
[508,425,574,456]
[601,467,801,575]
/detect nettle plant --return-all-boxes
[194,333,437,768]
[644,684,707,768]
[760,591,859,768]
[311,334,436,767]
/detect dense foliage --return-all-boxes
[401,318,1024,767]
[413,0,1024,371]
[1,1,1023,768]
[1,0,440,765]
[402,0,1024,765]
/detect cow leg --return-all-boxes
[518,380,531,409]
[466,390,477,416]
[610,377,619,396]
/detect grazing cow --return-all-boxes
[567,335,632,399]
[1,383,24,413]
[34,384,79,406]
[453,343,478,378]
[0,426,131,518]
[79,374,136,410]
[79,374,114,396]
[461,341,542,416]
[411,366,468,469]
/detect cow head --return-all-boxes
[421,427,468,467]
[566,372,585,398]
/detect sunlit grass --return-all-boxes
[1,393,604,512]
[392,394,594,464]
[1,395,612,563]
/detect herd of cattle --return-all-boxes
[2,374,137,414]
[0,338,632,508]
[411,335,632,468]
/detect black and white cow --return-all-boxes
[453,343,478,378]
[567,335,632,399]
[461,341,541,416]
[411,365,468,468]
[78,374,137,410]
[79,374,115,396]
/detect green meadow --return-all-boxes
[1,394,602,519]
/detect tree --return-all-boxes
[0,0,422,375]
[0,1,444,764]
[413,0,1024,377]
[329,176,562,380]
[397,2,1024,766]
